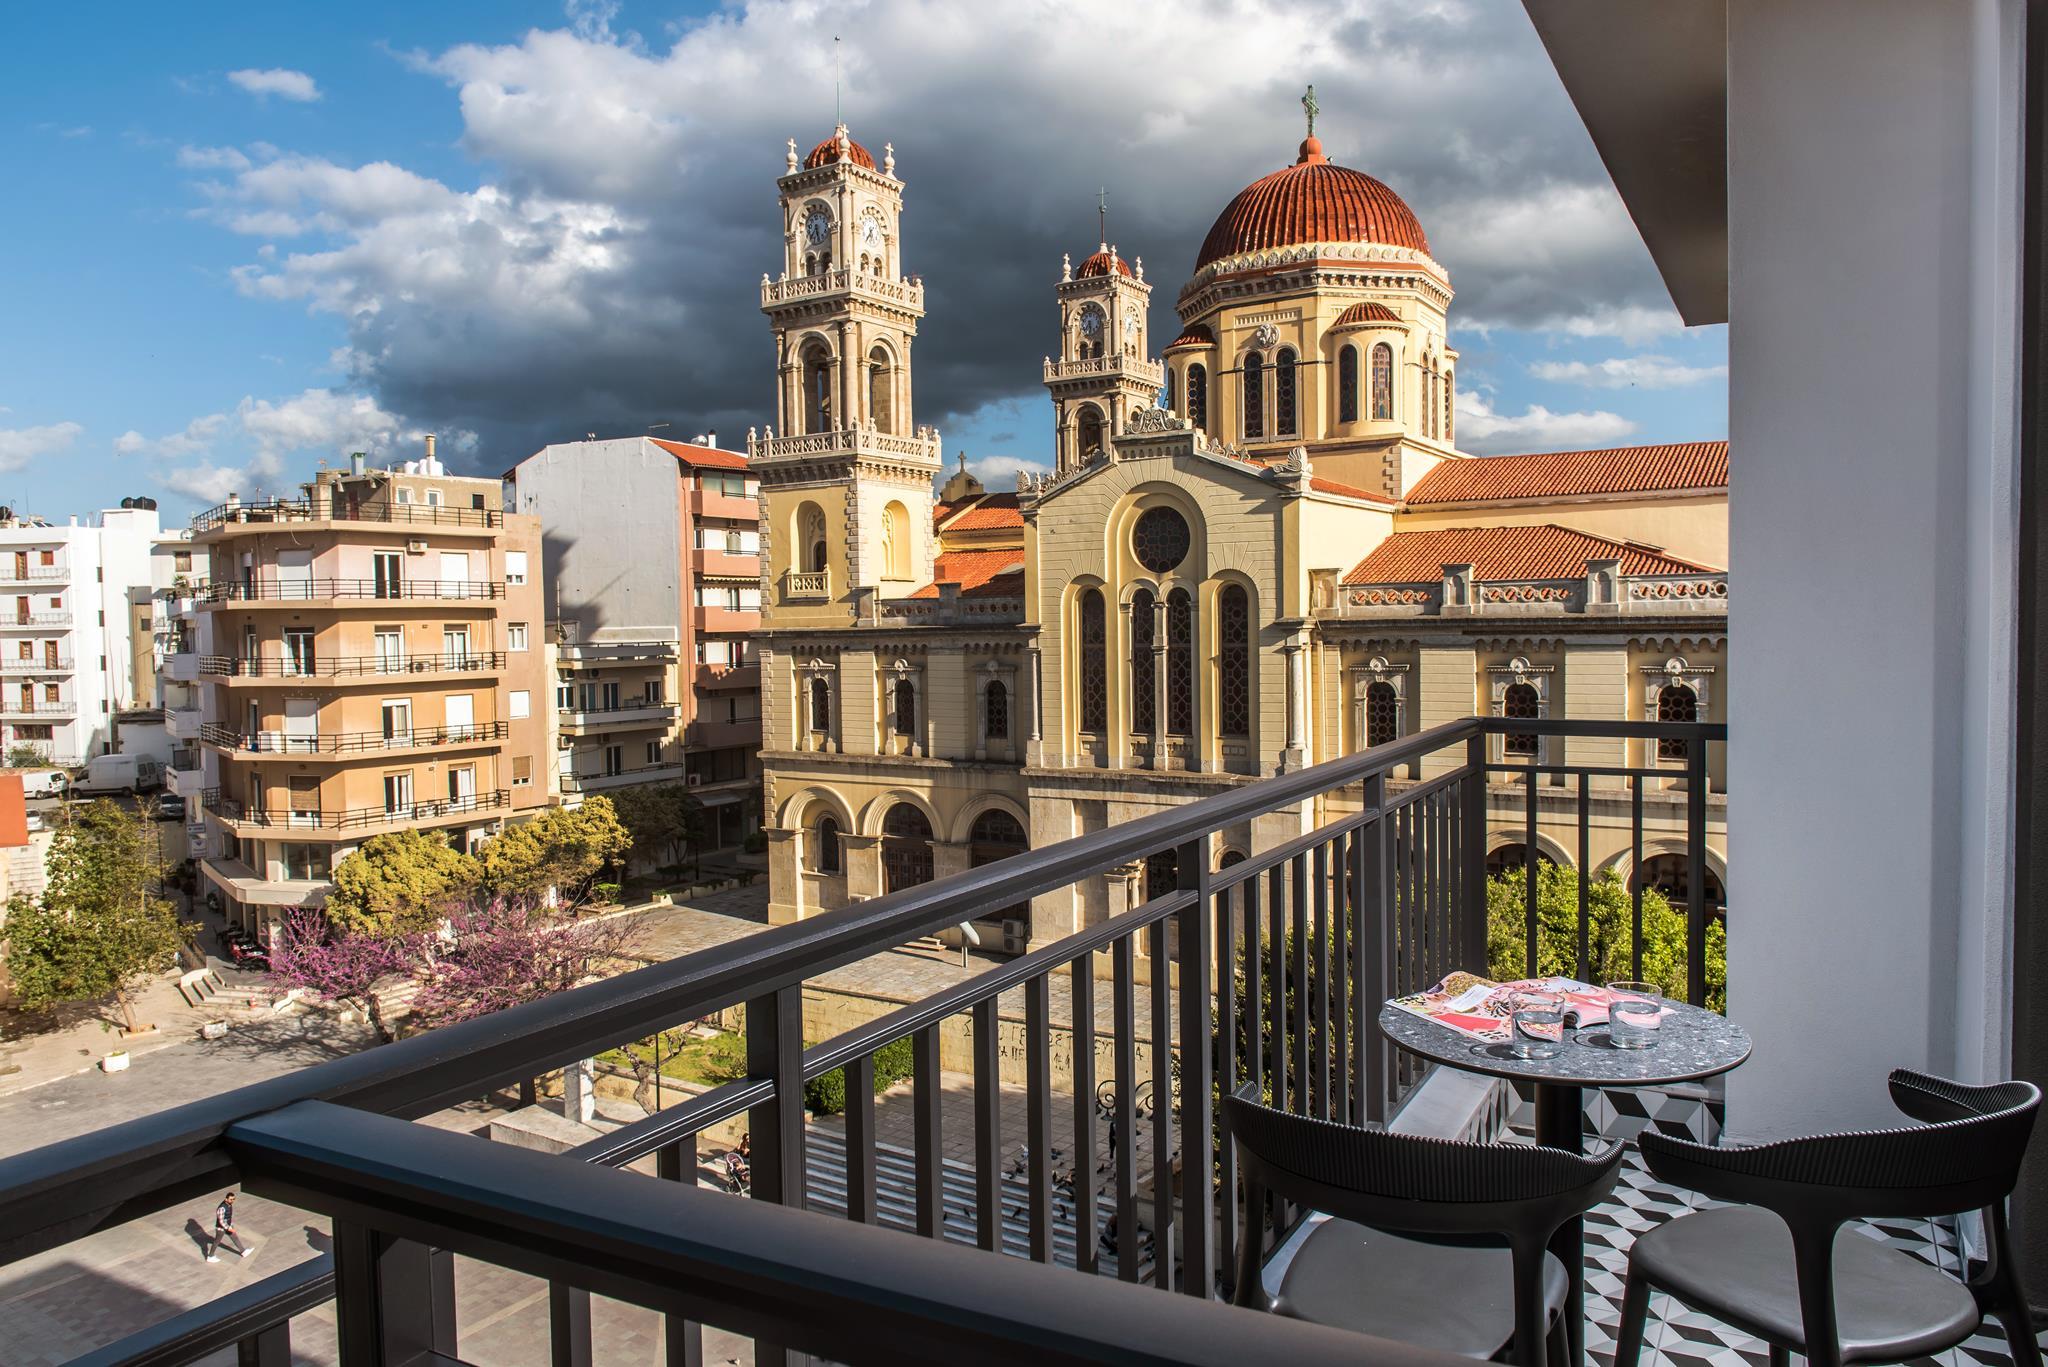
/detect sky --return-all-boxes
[0,0,1727,524]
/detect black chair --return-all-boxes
[1616,1069,2041,1367]
[1222,1088,1624,1367]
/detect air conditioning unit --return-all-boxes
[405,539,427,555]
[1001,919,1029,956]
[685,773,703,786]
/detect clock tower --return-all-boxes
[1043,243,1164,472]
[754,124,942,623]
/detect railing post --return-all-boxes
[236,1322,291,1367]
[1461,733,1488,976]
[331,1225,456,1367]
[1174,833,1216,1297]
[745,985,805,1367]
[1686,741,1710,1007]
[1358,772,1388,1125]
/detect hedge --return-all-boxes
[804,1035,916,1115]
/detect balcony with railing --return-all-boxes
[0,698,74,719]
[0,654,72,674]
[199,719,509,757]
[191,496,504,535]
[781,568,829,599]
[760,265,926,311]
[695,660,760,692]
[559,700,679,734]
[685,716,762,749]
[196,578,505,606]
[197,651,506,682]
[0,611,71,629]
[0,563,68,585]
[0,716,1734,1367]
[203,786,510,834]
[561,761,688,795]
[1042,353,1166,388]
[747,424,943,465]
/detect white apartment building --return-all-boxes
[0,500,164,765]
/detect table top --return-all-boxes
[1376,998,1751,1089]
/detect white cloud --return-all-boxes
[0,421,84,473]
[177,144,252,171]
[1452,392,1636,455]
[1529,354,1727,389]
[113,430,149,456]
[228,68,322,102]
[967,454,1051,487]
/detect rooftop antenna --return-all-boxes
[834,36,842,127]
[1097,187,1108,249]
[647,422,671,433]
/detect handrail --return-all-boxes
[197,579,504,604]
[199,652,505,678]
[66,1255,333,1367]
[211,790,510,830]
[192,499,503,533]
[200,721,508,754]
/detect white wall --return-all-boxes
[510,439,683,644]
[1726,0,2022,1137]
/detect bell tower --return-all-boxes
[754,124,943,621]
[1043,229,1164,472]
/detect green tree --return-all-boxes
[326,829,479,938]
[610,783,705,872]
[1486,861,1726,1012]
[6,742,50,768]
[478,797,631,903]
[3,799,187,1031]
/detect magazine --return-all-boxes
[1387,974,1653,1042]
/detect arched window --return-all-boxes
[881,803,934,893]
[1338,344,1360,423]
[1166,587,1194,736]
[1163,368,1176,414]
[1079,589,1107,733]
[984,679,1009,740]
[1217,584,1249,738]
[1424,360,1437,437]
[1443,372,1454,442]
[893,678,917,735]
[1502,681,1540,757]
[882,501,910,579]
[813,814,842,874]
[1365,681,1398,747]
[968,809,1029,928]
[1129,589,1157,735]
[1076,406,1104,462]
[808,676,832,733]
[1657,683,1698,760]
[1243,350,1265,440]
[1187,364,1209,430]
[1144,848,1178,901]
[802,341,835,434]
[868,346,894,434]
[1370,343,1393,421]
[796,502,827,574]
[1275,348,1298,438]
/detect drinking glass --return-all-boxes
[1605,981,1663,1049]
[1508,1001,1566,1059]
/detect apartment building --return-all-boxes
[182,443,551,934]
[507,435,763,847]
[0,500,163,765]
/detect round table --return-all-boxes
[1377,999,1750,1367]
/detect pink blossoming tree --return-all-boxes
[267,906,421,1040]
[410,898,640,1030]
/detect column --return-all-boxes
[1281,638,1305,772]
[842,833,883,902]
[764,827,800,924]
[1149,596,1168,770]
[1023,643,1042,766]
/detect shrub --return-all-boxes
[804,1035,917,1115]
[742,831,768,854]
[591,882,622,905]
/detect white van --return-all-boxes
[18,768,68,799]
[71,754,164,796]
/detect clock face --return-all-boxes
[1123,314,1140,340]
[1079,307,1103,339]
[803,207,832,245]
[861,216,883,250]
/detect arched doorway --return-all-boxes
[968,809,1029,935]
[1486,843,1559,881]
[881,803,934,893]
[1635,853,1727,918]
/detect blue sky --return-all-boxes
[1,0,1726,523]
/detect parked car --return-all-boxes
[152,793,184,822]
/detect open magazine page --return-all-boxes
[1387,974,1627,1041]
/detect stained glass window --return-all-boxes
[1166,587,1194,736]
[1657,683,1697,759]
[1218,585,1249,738]
[1132,507,1190,574]
[1371,343,1393,421]
[1502,681,1540,756]
[1339,345,1359,423]
[1275,348,1297,437]
[984,680,1009,740]
[1366,680,1398,747]
[1243,351,1265,439]
[1130,589,1157,735]
[1079,589,1107,732]
[1188,364,1208,430]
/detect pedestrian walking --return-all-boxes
[206,1192,250,1262]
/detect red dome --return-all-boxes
[1333,301,1403,328]
[1195,138,1429,271]
[804,131,876,171]
[1075,249,1131,279]
[1165,323,1216,349]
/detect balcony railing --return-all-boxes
[207,787,510,830]
[3,717,1719,1366]
[191,497,504,533]
[1042,353,1166,386]
[0,612,70,628]
[198,651,505,679]
[0,565,68,584]
[200,720,509,754]
[747,425,943,464]
[760,266,926,310]
[561,762,688,793]
[0,656,70,673]
[0,701,74,719]
[782,568,829,598]
[198,579,505,604]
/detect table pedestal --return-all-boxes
[1534,1083,1586,1367]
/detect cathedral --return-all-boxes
[749,110,1729,954]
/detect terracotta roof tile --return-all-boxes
[648,437,750,471]
[1165,323,1216,350]
[1341,524,1711,586]
[943,492,1024,530]
[1332,301,1402,328]
[911,548,1025,599]
[1197,137,1429,270]
[1075,249,1132,278]
[1308,476,1399,505]
[804,132,875,171]
[1404,442,1727,504]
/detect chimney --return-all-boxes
[707,429,717,449]
[350,452,367,477]
[425,434,437,461]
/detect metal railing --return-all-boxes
[197,579,505,604]
[3,716,1721,1366]
[198,651,505,678]
[200,720,509,754]
[207,788,509,830]
[0,612,70,627]
[0,656,71,673]
[0,565,68,583]
[191,498,503,533]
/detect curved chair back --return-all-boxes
[1637,1068,2039,1226]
